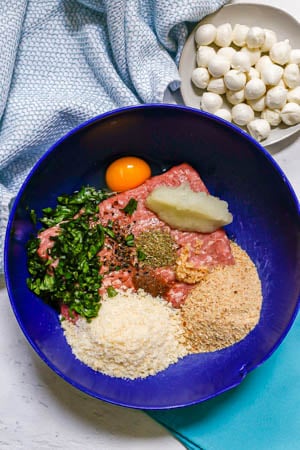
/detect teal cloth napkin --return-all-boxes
[148,312,300,450]
[0,0,228,271]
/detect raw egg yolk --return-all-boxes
[105,156,151,192]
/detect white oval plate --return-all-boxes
[179,3,300,147]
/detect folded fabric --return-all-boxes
[148,312,300,450]
[0,0,228,271]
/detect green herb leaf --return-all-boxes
[121,198,138,216]
[107,286,118,298]
[29,209,37,225]
[103,226,116,239]
[125,233,135,247]
[137,248,146,261]
[39,186,113,228]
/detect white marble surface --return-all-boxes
[1,1,299,449]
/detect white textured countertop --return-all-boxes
[0,275,184,450]
[1,1,299,449]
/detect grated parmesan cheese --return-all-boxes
[62,290,189,380]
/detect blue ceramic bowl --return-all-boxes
[4,104,300,409]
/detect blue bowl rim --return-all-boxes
[4,103,300,409]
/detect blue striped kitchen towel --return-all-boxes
[0,0,228,271]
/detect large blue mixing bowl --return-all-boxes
[4,104,300,409]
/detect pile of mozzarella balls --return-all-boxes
[191,23,300,142]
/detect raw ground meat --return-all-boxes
[37,163,234,307]
[98,163,233,266]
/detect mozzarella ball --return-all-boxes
[196,46,216,68]
[277,78,287,89]
[247,67,260,80]
[255,55,272,72]
[201,92,223,113]
[232,24,249,47]
[207,77,226,95]
[241,47,261,66]
[283,64,300,89]
[261,108,281,126]
[280,102,300,125]
[287,86,300,104]
[261,29,277,52]
[224,70,246,91]
[247,119,271,142]
[260,63,283,86]
[226,88,245,105]
[217,46,236,63]
[289,49,300,65]
[247,96,266,112]
[215,23,233,47]
[207,55,230,78]
[270,40,291,65]
[214,108,232,122]
[232,103,255,126]
[244,79,266,100]
[231,51,251,72]
[246,27,265,49]
[191,67,210,89]
[195,24,217,46]
[266,86,287,109]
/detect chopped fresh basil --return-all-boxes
[121,198,138,216]
[103,226,116,239]
[29,209,37,225]
[107,286,118,298]
[137,248,146,261]
[125,233,135,247]
[38,186,111,228]
[26,187,113,321]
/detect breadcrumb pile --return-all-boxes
[181,242,262,352]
